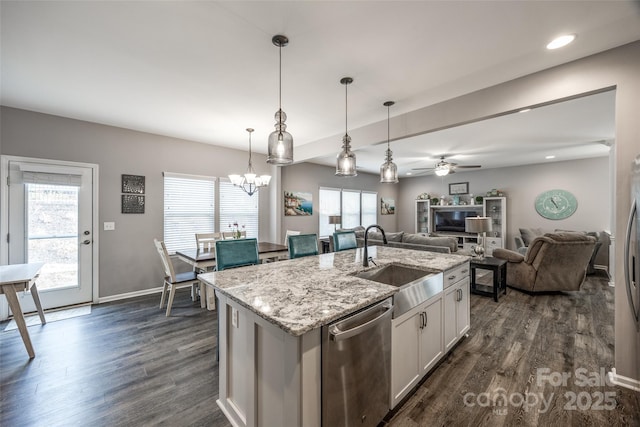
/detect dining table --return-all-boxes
[0,262,46,358]
[175,242,288,310]
[176,241,289,271]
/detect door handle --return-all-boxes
[82,240,91,245]
[624,202,639,325]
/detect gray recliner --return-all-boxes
[493,232,596,293]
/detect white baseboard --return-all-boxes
[97,287,163,304]
[607,368,640,392]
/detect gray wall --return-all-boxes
[398,156,611,249]
[280,162,399,240]
[1,107,274,297]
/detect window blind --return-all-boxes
[163,173,216,253]
[361,191,377,227]
[319,187,341,238]
[219,180,259,239]
[342,190,361,229]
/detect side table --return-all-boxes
[470,256,507,302]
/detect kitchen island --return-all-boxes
[199,246,469,427]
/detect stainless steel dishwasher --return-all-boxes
[322,297,393,427]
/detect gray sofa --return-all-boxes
[333,226,462,254]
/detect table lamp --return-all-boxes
[465,217,492,258]
[329,215,342,233]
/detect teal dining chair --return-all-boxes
[333,230,357,251]
[288,234,319,259]
[215,238,259,271]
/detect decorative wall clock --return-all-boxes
[534,189,577,220]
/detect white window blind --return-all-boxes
[219,180,259,239]
[361,191,377,227]
[319,188,377,237]
[342,190,361,229]
[319,187,341,238]
[163,173,216,253]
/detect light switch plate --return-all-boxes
[104,222,115,231]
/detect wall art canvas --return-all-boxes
[122,174,145,194]
[284,191,313,216]
[122,195,145,214]
[381,197,395,215]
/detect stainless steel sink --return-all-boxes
[355,263,435,287]
[354,263,443,318]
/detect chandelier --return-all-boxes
[229,128,271,196]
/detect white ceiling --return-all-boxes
[1,1,639,175]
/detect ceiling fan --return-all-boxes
[412,156,482,176]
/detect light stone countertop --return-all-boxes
[198,246,469,336]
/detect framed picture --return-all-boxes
[122,174,145,194]
[284,191,313,216]
[381,197,395,215]
[122,195,145,214]
[449,182,469,195]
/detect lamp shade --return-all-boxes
[465,217,492,233]
[329,215,342,225]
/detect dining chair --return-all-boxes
[284,230,301,247]
[196,232,221,250]
[153,239,205,316]
[288,234,319,259]
[333,230,358,251]
[215,238,259,271]
[222,231,247,240]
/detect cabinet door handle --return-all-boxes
[456,288,462,302]
[424,311,427,327]
[419,312,424,329]
[448,275,456,281]
[461,269,468,274]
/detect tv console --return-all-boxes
[415,198,507,254]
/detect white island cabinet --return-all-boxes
[199,246,469,427]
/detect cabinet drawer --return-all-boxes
[444,262,470,289]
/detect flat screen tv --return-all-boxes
[434,210,481,233]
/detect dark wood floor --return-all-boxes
[1,272,638,427]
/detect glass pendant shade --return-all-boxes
[336,77,356,176]
[267,35,293,165]
[380,101,398,183]
[380,149,399,183]
[267,109,293,164]
[336,134,357,176]
[229,128,271,196]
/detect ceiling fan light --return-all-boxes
[435,165,449,176]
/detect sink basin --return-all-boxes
[355,263,436,287]
[354,263,443,318]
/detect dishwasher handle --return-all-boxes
[329,300,393,342]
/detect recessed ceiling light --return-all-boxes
[406,172,412,176]
[546,34,576,50]
[545,155,556,159]
[519,108,531,113]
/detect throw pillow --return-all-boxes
[519,227,543,246]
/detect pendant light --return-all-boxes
[380,101,399,183]
[336,77,357,176]
[267,35,294,165]
[229,128,271,196]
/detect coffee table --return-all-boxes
[470,256,507,302]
